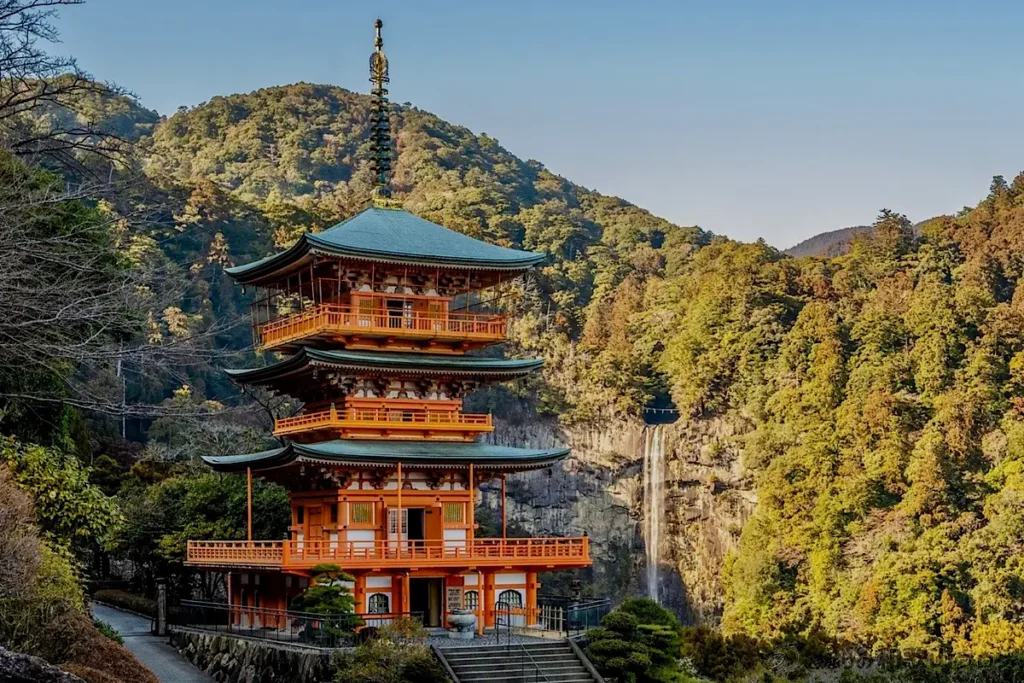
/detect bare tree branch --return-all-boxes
[0,0,133,173]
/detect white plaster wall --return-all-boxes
[494,572,526,585]
[348,529,374,549]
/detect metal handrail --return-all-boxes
[495,599,547,682]
[517,643,550,683]
[171,600,424,648]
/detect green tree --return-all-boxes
[113,471,288,598]
[585,600,694,683]
[0,440,121,552]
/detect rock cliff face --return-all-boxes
[482,415,756,625]
[0,647,85,683]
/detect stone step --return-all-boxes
[444,653,576,664]
[442,643,571,656]
[439,639,598,683]
[443,651,574,663]
[454,675,593,683]
[456,671,590,681]
[452,662,586,674]
[448,655,577,663]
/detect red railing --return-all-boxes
[274,406,493,436]
[186,537,591,569]
[256,304,507,349]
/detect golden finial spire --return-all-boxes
[369,18,393,201]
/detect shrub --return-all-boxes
[35,542,85,609]
[293,565,361,645]
[586,604,694,683]
[617,598,681,629]
[379,616,429,644]
[0,598,78,662]
[680,625,761,681]
[334,638,449,683]
[91,589,155,617]
[0,465,41,600]
[93,620,123,645]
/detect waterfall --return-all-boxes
[643,424,665,603]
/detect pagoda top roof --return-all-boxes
[202,439,569,473]
[226,206,545,284]
[226,348,542,389]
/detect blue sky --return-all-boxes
[56,0,1024,247]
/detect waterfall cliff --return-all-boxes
[481,415,757,624]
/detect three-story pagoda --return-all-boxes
[186,20,591,633]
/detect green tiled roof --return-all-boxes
[226,206,545,283]
[202,440,570,473]
[225,348,543,385]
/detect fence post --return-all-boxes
[156,581,167,636]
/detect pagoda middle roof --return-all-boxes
[226,206,545,284]
[201,440,570,473]
[225,348,543,387]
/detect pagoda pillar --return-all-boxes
[526,571,538,626]
[354,573,366,614]
[226,572,233,632]
[468,463,475,546]
[391,574,403,616]
[246,467,253,543]
[482,571,495,628]
[476,570,485,635]
[396,462,402,554]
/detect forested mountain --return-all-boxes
[650,190,1024,657]
[130,83,706,422]
[784,225,872,257]
[784,219,943,258]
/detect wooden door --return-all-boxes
[307,506,323,556]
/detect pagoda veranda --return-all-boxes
[184,22,591,635]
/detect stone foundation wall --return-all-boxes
[170,628,334,683]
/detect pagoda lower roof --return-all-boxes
[201,440,570,473]
[225,206,545,285]
[225,348,543,389]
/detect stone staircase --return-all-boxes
[437,640,601,683]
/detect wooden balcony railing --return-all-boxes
[256,304,507,350]
[273,406,494,437]
[186,537,591,570]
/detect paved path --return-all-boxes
[90,603,214,683]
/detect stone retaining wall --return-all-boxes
[170,628,335,683]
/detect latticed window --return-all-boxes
[464,590,479,611]
[443,502,464,523]
[387,508,409,535]
[367,593,390,614]
[351,502,373,524]
[497,590,523,609]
